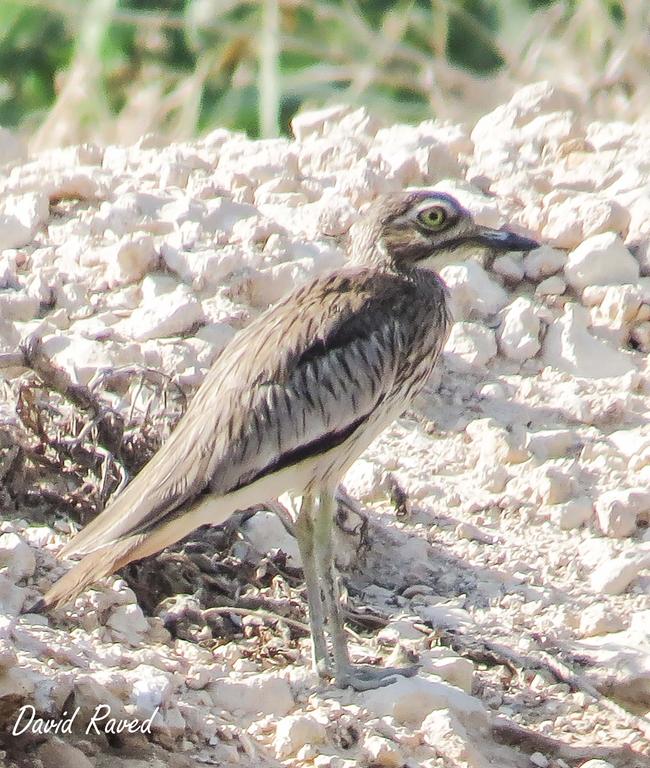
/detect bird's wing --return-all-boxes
[60,268,428,558]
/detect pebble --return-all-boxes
[579,604,626,637]
[543,304,635,378]
[420,651,474,693]
[361,676,488,728]
[526,429,581,461]
[274,714,327,758]
[548,497,593,530]
[539,468,573,505]
[116,278,204,341]
[209,672,294,717]
[596,488,649,538]
[421,709,490,768]
[535,274,566,296]
[106,603,151,645]
[590,544,650,594]
[564,232,640,291]
[439,261,509,320]
[0,289,40,321]
[362,734,404,767]
[0,532,36,581]
[444,322,497,373]
[241,510,301,568]
[37,738,94,768]
[497,297,541,362]
[542,193,629,249]
[523,245,567,280]
[0,192,49,249]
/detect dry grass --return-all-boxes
[5,0,648,151]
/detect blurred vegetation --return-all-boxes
[0,0,648,149]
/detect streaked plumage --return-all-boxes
[35,189,538,689]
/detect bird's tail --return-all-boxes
[28,534,147,613]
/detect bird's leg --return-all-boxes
[314,490,351,685]
[317,490,420,691]
[294,494,330,678]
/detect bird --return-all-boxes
[32,189,538,690]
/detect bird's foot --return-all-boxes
[337,663,420,691]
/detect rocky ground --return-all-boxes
[0,81,649,768]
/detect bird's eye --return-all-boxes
[417,206,448,230]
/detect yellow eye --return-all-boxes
[417,206,447,230]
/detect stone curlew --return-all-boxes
[34,190,538,689]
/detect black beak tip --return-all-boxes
[482,229,540,252]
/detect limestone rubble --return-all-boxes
[0,82,649,766]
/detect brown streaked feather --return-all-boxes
[37,536,146,610]
[57,267,449,566]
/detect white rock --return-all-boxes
[433,180,502,228]
[497,297,541,362]
[106,603,150,645]
[124,664,174,716]
[274,714,326,758]
[155,705,186,738]
[421,709,490,768]
[209,672,294,717]
[535,275,566,296]
[543,195,630,249]
[596,489,650,538]
[523,245,567,280]
[444,322,497,373]
[248,256,325,307]
[0,289,40,321]
[631,321,650,352]
[471,82,577,147]
[564,232,639,291]
[579,604,625,638]
[526,429,580,460]
[539,468,573,505]
[377,619,426,644]
[530,753,549,768]
[579,761,615,768]
[0,533,36,581]
[465,418,527,465]
[85,235,158,287]
[343,459,384,503]
[39,334,119,387]
[292,105,361,141]
[241,510,301,568]
[542,304,635,379]
[475,463,508,493]
[0,575,26,615]
[0,665,35,704]
[590,544,650,594]
[440,261,509,320]
[361,675,487,728]
[362,735,404,767]
[549,497,593,530]
[492,254,524,283]
[0,192,49,249]
[37,737,94,768]
[118,280,204,341]
[420,652,474,693]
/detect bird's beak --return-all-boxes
[474,226,539,252]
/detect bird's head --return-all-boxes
[350,189,539,270]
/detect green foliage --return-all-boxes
[0,0,646,141]
[0,3,73,128]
